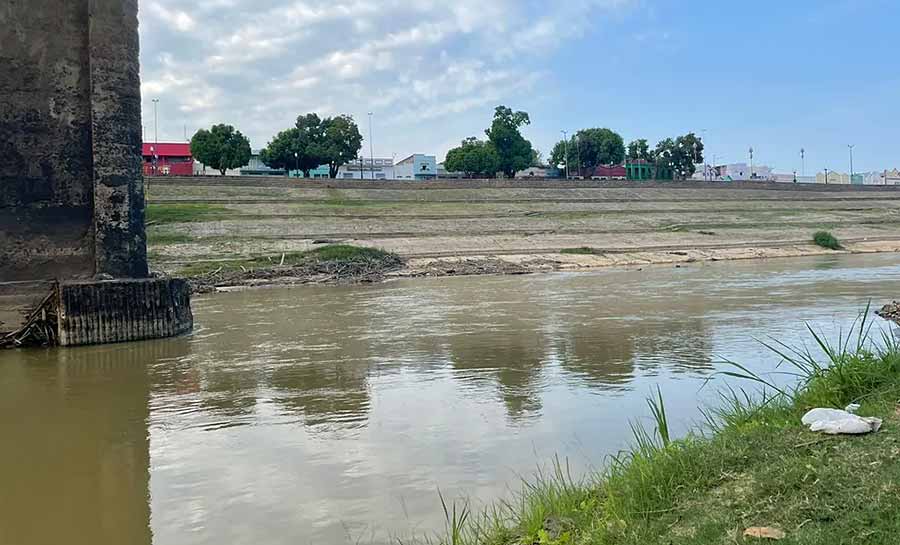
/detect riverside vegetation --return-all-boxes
[428,312,900,545]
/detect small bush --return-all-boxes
[813,230,842,250]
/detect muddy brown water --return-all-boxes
[3,253,900,545]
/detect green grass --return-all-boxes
[146,203,233,224]
[179,244,400,276]
[813,230,842,250]
[147,232,194,245]
[431,310,900,544]
[560,247,601,255]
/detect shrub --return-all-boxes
[813,230,841,250]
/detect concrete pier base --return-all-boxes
[57,279,193,347]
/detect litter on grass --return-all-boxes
[801,404,882,435]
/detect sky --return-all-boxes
[139,0,899,173]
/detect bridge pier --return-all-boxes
[1,0,193,346]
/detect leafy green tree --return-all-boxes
[260,128,301,176]
[627,139,652,161]
[315,115,363,178]
[652,133,704,179]
[260,113,326,177]
[485,106,533,178]
[444,137,500,178]
[573,128,625,172]
[550,140,569,171]
[190,124,252,175]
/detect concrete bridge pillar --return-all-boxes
[1,0,192,346]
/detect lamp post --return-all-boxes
[368,112,375,180]
[293,152,298,178]
[824,167,829,185]
[749,146,754,180]
[800,148,805,178]
[152,98,159,176]
[561,130,569,180]
[848,144,854,183]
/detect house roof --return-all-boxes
[142,143,192,157]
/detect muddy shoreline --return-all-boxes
[185,239,900,293]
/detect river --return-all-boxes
[2,253,899,545]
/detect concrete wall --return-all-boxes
[0,0,147,282]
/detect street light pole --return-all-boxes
[824,167,829,185]
[800,148,805,178]
[848,144,854,183]
[749,146,754,180]
[368,112,375,180]
[561,130,569,180]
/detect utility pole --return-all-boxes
[151,98,159,187]
[368,113,375,180]
[749,146,754,179]
[848,144,854,183]
[561,130,569,180]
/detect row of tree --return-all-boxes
[549,131,704,179]
[190,107,705,180]
[190,115,364,178]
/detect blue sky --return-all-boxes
[139,0,898,172]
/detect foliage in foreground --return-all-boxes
[430,311,900,545]
[813,230,842,250]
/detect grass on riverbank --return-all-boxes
[814,230,843,250]
[433,314,900,545]
[146,203,233,223]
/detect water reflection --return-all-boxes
[3,253,900,545]
[0,342,171,545]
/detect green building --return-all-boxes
[626,160,673,181]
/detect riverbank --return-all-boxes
[434,319,900,545]
[175,239,900,293]
[146,178,900,285]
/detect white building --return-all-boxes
[715,163,774,181]
[337,157,395,180]
[394,154,437,180]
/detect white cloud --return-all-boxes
[139,0,633,157]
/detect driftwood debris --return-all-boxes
[0,287,59,348]
[876,301,900,325]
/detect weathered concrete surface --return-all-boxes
[57,279,193,347]
[0,0,147,281]
[1,1,190,344]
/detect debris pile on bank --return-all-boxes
[188,245,403,293]
[876,301,900,324]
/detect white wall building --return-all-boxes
[715,163,773,181]
[337,157,395,180]
[394,154,437,180]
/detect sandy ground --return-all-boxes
[147,179,900,281]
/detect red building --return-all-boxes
[591,164,627,180]
[142,143,193,176]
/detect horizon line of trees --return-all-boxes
[190,108,705,180]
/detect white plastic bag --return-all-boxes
[801,406,882,435]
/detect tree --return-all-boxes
[190,124,252,175]
[444,137,500,178]
[627,139,652,161]
[531,149,545,168]
[315,115,363,179]
[652,133,705,179]
[572,128,625,173]
[485,105,534,178]
[260,128,301,176]
[550,140,569,171]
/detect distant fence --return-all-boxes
[146,175,900,193]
